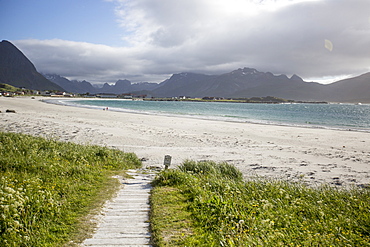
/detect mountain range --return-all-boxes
[150,68,370,102]
[1,40,369,103]
[42,74,160,95]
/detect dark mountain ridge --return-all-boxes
[324,72,370,103]
[0,40,63,91]
[151,68,328,101]
[43,74,97,94]
[44,74,160,94]
[151,68,370,103]
[45,69,370,103]
[99,79,160,94]
[151,72,217,97]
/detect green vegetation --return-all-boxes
[0,132,141,246]
[0,83,21,93]
[0,83,35,96]
[150,186,193,246]
[151,160,370,246]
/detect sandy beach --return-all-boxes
[1,96,369,187]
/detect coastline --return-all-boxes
[45,98,370,133]
[1,96,369,187]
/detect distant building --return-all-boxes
[178,96,191,99]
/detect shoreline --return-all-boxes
[45,98,370,133]
[1,96,369,187]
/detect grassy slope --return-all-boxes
[0,132,141,246]
[0,83,20,93]
[151,161,370,246]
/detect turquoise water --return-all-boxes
[55,99,370,132]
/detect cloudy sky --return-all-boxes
[1,0,370,84]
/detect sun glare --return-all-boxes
[258,0,323,11]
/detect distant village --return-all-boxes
[0,89,217,100]
[0,84,330,104]
[0,87,144,99]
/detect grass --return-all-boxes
[0,83,20,93]
[0,131,141,247]
[150,160,370,246]
[2,132,369,246]
[150,187,193,246]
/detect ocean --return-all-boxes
[50,99,370,132]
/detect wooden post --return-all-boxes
[164,155,172,169]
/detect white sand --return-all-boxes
[1,96,369,187]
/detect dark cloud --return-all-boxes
[14,0,370,84]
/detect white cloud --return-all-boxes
[13,0,370,84]
[14,39,149,82]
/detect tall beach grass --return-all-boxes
[0,132,141,246]
[151,160,370,246]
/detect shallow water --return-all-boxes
[50,99,370,132]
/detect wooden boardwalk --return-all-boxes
[81,170,154,247]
